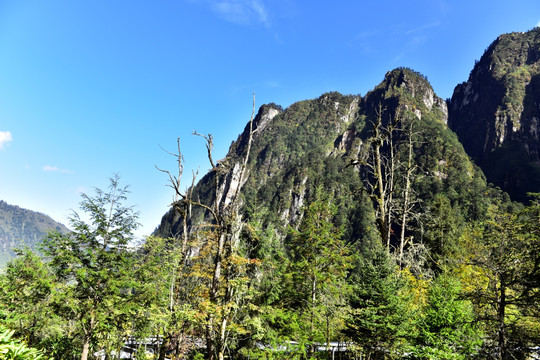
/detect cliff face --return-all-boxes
[448,28,540,201]
[155,68,493,253]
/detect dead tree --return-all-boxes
[358,103,401,250]
[159,94,257,360]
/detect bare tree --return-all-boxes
[158,94,258,360]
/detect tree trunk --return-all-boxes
[81,338,90,360]
[399,124,414,267]
[497,282,506,360]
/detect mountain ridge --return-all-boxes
[154,67,506,268]
[0,200,69,265]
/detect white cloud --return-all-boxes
[43,165,59,172]
[0,131,12,149]
[537,19,540,28]
[211,0,270,27]
[43,165,74,174]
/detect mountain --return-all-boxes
[155,67,505,264]
[0,200,69,266]
[448,28,540,202]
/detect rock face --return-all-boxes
[155,68,491,251]
[0,201,69,266]
[448,28,540,201]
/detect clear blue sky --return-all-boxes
[1,0,539,238]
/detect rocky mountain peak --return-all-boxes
[449,27,540,202]
[365,68,448,125]
[155,67,481,243]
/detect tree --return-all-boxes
[357,103,400,248]
[155,95,260,360]
[411,272,482,359]
[0,249,68,357]
[344,246,414,359]
[41,175,140,360]
[280,190,352,358]
[458,200,540,359]
[355,102,422,258]
[130,235,199,360]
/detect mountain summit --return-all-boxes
[449,28,540,201]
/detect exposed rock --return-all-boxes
[154,67,487,251]
[448,28,540,201]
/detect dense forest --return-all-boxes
[1,29,540,360]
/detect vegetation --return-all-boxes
[0,325,48,360]
[1,61,540,360]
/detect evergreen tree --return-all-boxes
[0,249,69,357]
[411,272,482,359]
[344,246,414,359]
[284,190,352,358]
[41,175,140,360]
[254,191,352,359]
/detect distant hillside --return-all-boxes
[0,200,69,266]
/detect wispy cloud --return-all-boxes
[43,165,74,174]
[0,131,12,149]
[536,19,540,28]
[406,21,441,35]
[209,0,270,27]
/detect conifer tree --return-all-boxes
[345,246,414,359]
[41,175,139,360]
[283,189,352,358]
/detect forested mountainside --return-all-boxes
[157,29,540,242]
[148,64,539,359]
[449,28,540,202]
[155,67,508,262]
[0,200,69,265]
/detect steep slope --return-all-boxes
[449,28,540,202]
[155,68,499,261]
[0,201,69,266]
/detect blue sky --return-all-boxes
[1,0,539,238]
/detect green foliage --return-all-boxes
[456,199,540,359]
[345,247,415,359]
[0,325,48,360]
[410,273,482,359]
[38,175,140,359]
[253,192,352,359]
[0,249,69,357]
[422,194,464,269]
